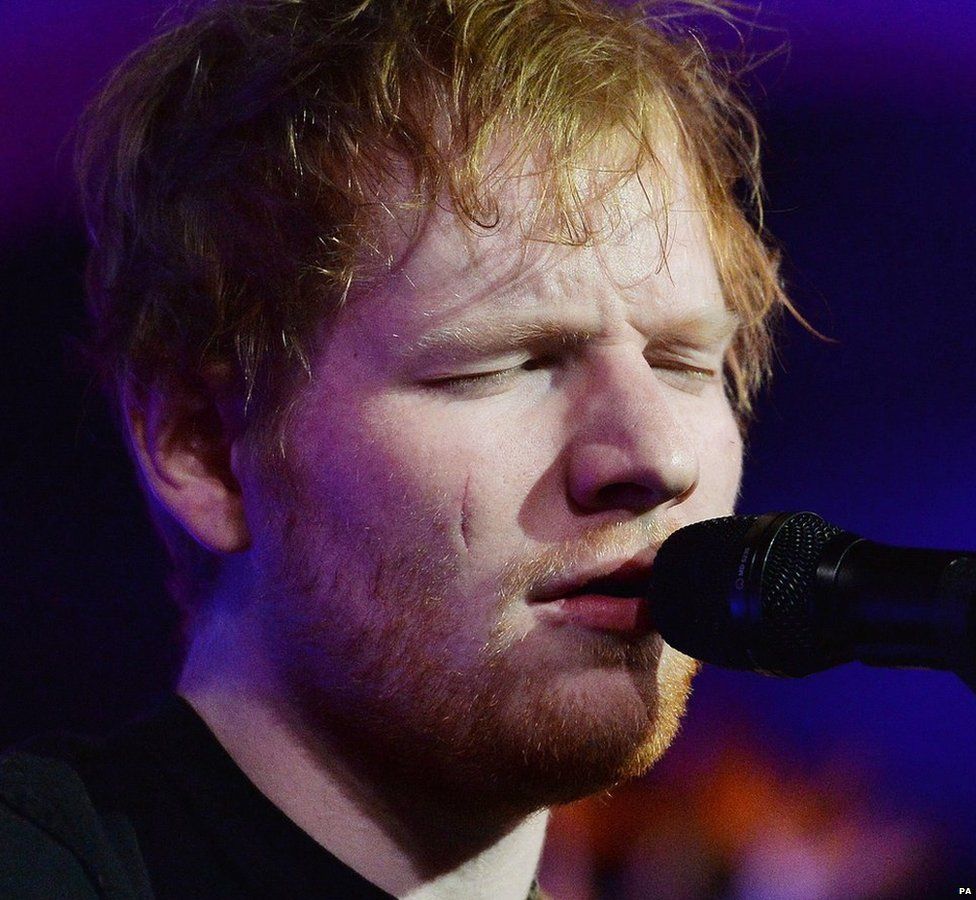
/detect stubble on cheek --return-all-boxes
[259,500,470,748]
[254,446,700,803]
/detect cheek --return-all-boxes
[695,408,744,508]
[278,351,536,586]
[375,399,547,556]
[314,396,481,547]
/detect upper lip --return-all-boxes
[527,552,659,603]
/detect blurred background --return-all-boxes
[2,1,974,897]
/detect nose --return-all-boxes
[567,351,700,516]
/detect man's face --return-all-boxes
[239,159,743,813]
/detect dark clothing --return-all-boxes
[0,697,544,899]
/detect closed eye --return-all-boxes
[424,356,557,395]
[424,354,720,397]
[429,368,517,392]
[650,361,720,395]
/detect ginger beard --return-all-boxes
[254,486,700,813]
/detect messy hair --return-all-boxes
[77,0,795,621]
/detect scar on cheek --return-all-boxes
[460,471,472,551]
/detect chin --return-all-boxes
[473,642,700,809]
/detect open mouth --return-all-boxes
[530,568,654,604]
[528,567,655,635]
[566,573,651,600]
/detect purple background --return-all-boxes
[3,2,975,896]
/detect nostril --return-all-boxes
[566,429,700,515]
[592,482,662,512]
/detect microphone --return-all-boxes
[647,512,976,689]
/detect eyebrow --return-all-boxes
[407,321,595,360]
[406,309,740,361]
[644,309,741,349]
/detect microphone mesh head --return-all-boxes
[760,512,844,672]
[651,512,845,674]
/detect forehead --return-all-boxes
[346,151,726,343]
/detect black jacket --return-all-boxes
[0,749,152,898]
[0,699,546,899]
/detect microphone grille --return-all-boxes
[760,512,844,670]
[651,512,845,673]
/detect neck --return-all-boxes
[178,623,549,899]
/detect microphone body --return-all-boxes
[649,512,976,689]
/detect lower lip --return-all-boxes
[533,594,653,635]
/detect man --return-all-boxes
[1,0,792,896]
